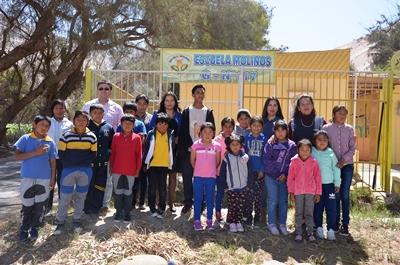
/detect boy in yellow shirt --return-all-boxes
[142,113,175,218]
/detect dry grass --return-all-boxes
[1,189,400,265]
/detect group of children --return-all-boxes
[187,94,355,244]
[14,83,355,244]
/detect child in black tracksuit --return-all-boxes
[84,104,114,216]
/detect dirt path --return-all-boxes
[0,156,22,222]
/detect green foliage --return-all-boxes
[303,254,326,265]
[350,186,373,207]
[147,0,273,50]
[5,124,32,143]
[111,0,273,70]
[367,6,400,70]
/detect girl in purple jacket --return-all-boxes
[263,120,297,236]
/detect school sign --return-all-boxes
[160,48,276,84]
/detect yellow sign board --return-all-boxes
[160,48,276,84]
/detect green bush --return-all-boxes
[6,123,32,143]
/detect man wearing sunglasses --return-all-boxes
[83,80,124,130]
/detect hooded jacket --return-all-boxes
[220,150,254,190]
[263,139,297,180]
[311,146,341,186]
[287,154,322,196]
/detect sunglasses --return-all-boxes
[98,87,110,91]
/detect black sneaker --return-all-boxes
[53,223,65,235]
[246,216,253,226]
[334,222,340,233]
[73,219,83,233]
[19,230,29,244]
[114,212,123,222]
[123,213,131,223]
[30,227,39,241]
[87,213,102,221]
[169,204,176,213]
[253,216,260,228]
[150,208,158,217]
[181,205,192,215]
[339,224,349,236]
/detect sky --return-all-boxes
[262,0,400,52]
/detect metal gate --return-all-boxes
[85,68,393,193]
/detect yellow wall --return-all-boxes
[177,82,239,132]
[176,75,348,134]
[392,85,400,164]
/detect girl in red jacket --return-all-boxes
[287,139,322,243]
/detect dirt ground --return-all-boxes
[1,200,400,265]
[1,146,400,264]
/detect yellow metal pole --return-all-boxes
[85,68,93,102]
[386,71,394,193]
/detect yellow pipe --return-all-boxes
[386,72,394,193]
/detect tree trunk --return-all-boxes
[0,127,8,146]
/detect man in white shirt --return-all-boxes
[83,80,123,131]
[83,80,124,212]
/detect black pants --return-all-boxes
[132,168,148,206]
[84,165,108,214]
[147,167,168,212]
[181,153,194,206]
[46,159,63,211]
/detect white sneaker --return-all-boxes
[327,229,336,241]
[236,222,244,232]
[229,223,237,233]
[316,227,325,239]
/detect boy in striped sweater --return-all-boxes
[54,110,97,235]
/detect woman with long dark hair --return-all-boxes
[149,91,182,212]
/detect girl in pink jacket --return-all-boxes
[287,139,322,243]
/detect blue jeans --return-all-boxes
[193,177,215,220]
[181,153,194,206]
[215,175,224,212]
[336,164,354,225]
[265,175,288,225]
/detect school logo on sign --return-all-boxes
[166,54,192,77]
